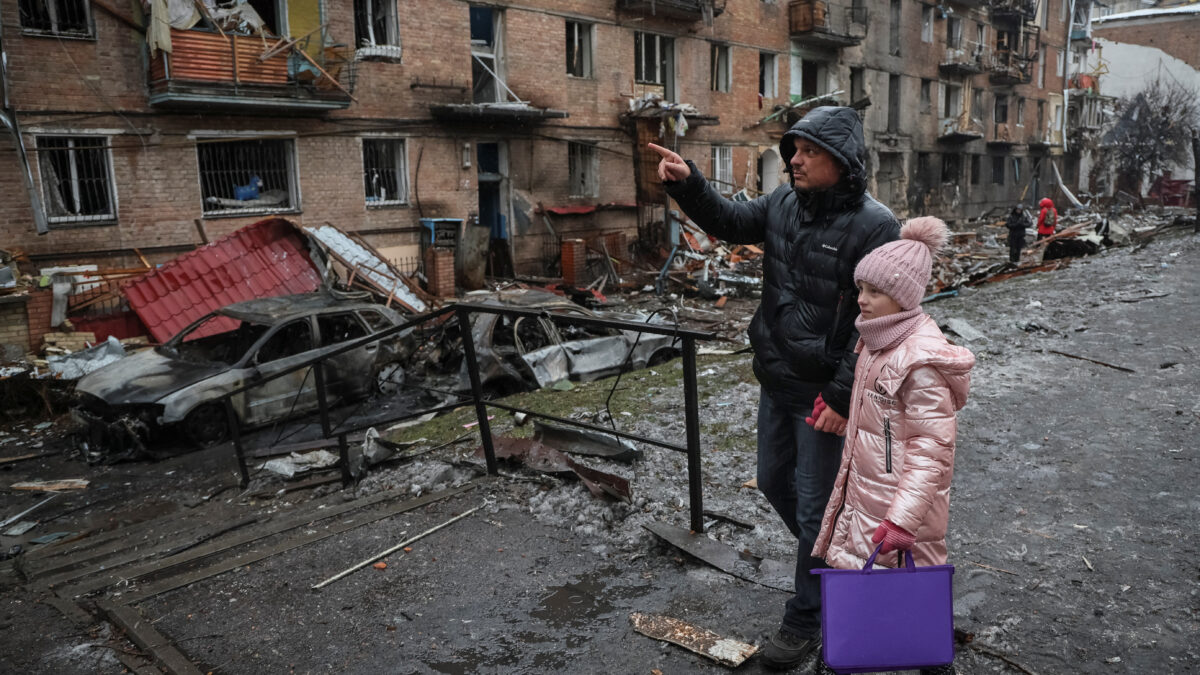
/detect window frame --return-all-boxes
[567,141,599,199]
[17,0,94,38]
[710,43,731,93]
[362,136,410,208]
[710,145,733,196]
[921,5,934,43]
[759,51,778,98]
[1016,97,1026,126]
[991,155,1005,185]
[195,136,301,218]
[35,134,117,227]
[920,79,932,114]
[566,20,594,79]
[353,0,401,59]
[970,154,981,185]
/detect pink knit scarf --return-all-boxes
[855,307,926,353]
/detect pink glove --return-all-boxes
[804,394,827,427]
[872,520,916,554]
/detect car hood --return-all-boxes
[76,348,228,406]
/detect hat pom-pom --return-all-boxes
[900,216,948,254]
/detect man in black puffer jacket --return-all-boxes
[651,106,899,671]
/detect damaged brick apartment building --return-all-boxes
[2,0,1093,309]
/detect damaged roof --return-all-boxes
[124,218,323,343]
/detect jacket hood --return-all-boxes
[867,317,975,410]
[779,106,867,196]
[1040,198,1054,207]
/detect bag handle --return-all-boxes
[863,542,916,571]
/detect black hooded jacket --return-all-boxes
[664,107,899,415]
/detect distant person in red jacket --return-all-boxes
[1036,198,1058,240]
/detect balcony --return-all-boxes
[988,49,1033,85]
[617,0,725,21]
[789,1,867,48]
[990,0,1037,22]
[147,29,353,113]
[938,114,984,144]
[939,42,988,76]
[987,122,1018,147]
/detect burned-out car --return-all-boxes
[75,293,413,457]
[459,289,680,394]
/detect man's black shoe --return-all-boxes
[759,628,820,671]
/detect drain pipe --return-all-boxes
[0,6,49,234]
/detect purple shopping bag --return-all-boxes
[811,544,954,674]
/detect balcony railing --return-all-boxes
[988,48,1033,85]
[147,29,354,113]
[987,121,1017,146]
[938,113,984,143]
[990,0,1037,22]
[940,40,988,76]
[789,0,867,48]
[617,0,725,21]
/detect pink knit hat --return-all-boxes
[853,217,948,310]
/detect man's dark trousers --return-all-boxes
[1009,236,1023,263]
[756,385,844,638]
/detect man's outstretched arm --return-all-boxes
[648,143,770,245]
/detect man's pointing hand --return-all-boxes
[647,143,691,182]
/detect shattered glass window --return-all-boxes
[36,135,115,225]
[354,0,399,48]
[362,138,409,206]
[18,0,91,37]
[255,321,315,364]
[568,142,599,198]
[319,313,368,346]
[171,316,268,366]
[566,21,593,78]
[197,138,297,216]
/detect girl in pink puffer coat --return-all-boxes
[812,217,975,571]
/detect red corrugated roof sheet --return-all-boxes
[124,218,323,343]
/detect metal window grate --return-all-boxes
[37,136,115,224]
[363,138,409,206]
[354,0,399,49]
[568,142,598,198]
[18,0,91,36]
[711,145,733,194]
[198,138,296,216]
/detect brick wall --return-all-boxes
[0,299,31,354]
[561,239,587,286]
[1093,17,1200,69]
[25,290,54,351]
[424,247,456,298]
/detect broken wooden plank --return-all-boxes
[630,612,758,667]
[11,479,89,491]
[55,482,467,598]
[644,521,791,592]
[98,600,204,675]
[116,483,479,605]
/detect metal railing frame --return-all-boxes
[214,302,717,532]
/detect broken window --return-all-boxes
[711,145,733,195]
[941,154,961,183]
[711,43,731,93]
[1038,46,1046,88]
[318,313,368,346]
[362,138,409,207]
[566,20,593,78]
[790,47,830,100]
[197,137,297,216]
[970,155,981,185]
[887,74,900,133]
[973,89,984,122]
[921,5,933,43]
[255,320,314,365]
[994,94,1009,124]
[1016,97,1025,126]
[471,6,505,104]
[18,0,91,37]
[36,135,115,225]
[358,309,392,333]
[943,82,962,119]
[635,32,675,100]
[916,152,931,186]
[888,0,901,56]
[759,52,777,98]
[1012,157,1022,184]
[849,67,864,102]
[354,0,400,54]
[568,142,599,198]
[991,155,1005,185]
[946,16,962,49]
[920,79,932,114]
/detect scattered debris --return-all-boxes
[1046,350,1135,373]
[532,420,643,462]
[480,437,631,502]
[0,493,59,529]
[630,612,758,667]
[258,450,340,479]
[312,504,482,590]
[643,521,791,592]
[46,336,126,380]
[942,318,988,342]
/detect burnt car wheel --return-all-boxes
[374,361,406,397]
[183,403,230,447]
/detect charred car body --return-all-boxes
[457,290,681,394]
[74,293,413,461]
